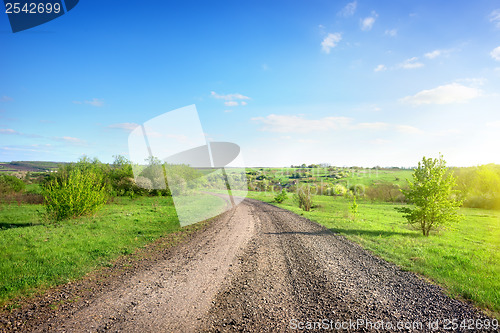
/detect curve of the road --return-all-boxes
[9,198,495,332]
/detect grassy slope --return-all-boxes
[245,191,500,319]
[0,195,226,306]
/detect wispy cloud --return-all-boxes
[360,12,377,31]
[0,128,41,138]
[339,1,357,17]
[385,29,397,37]
[211,91,251,109]
[374,64,387,72]
[252,115,419,136]
[424,50,442,59]
[0,127,86,145]
[321,33,342,54]
[489,9,500,28]
[424,49,453,59]
[0,128,20,135]
[356,122,389,130]
[395,125,423,134]
[210,91,250,101]
[369,138,391,145]
[85,98,104,107]
[491,46,500,61]
[53,136,87,145]
[73,98,105,107]
[0,96,13,102]
[400,83,482,105]
[398,57,424,69]
[108,122,140,132]
[252,114,352,133]
[1,145,52,153]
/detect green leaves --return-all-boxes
[397,154,463,236]
[42,163,109,222]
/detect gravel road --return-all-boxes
[1,198,495,332]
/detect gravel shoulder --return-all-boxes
[1,198,495,332]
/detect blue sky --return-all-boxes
[1,0,500,167]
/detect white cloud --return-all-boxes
[108,122,140,131]
[85,98,104,107]
[321,33,342,54]
[395,125,423,134]
[210,91,250,101]
[252,114,352,133]
[489,9,500,28]
[55,136,86,145]
[490,46,500,61]
[398,57,424,69]
[424,50,441,59]
[356,122,389,130]
[360,12,377,31]
[385,29,397,37]
[73,98,104,107]
[0,96,13,102]
[241,101,248,106]
[425,49,454,59]
[400,83,482,105]
[0,128,19,135]
[225,101,239,107]
[369,138,391,145]
[455,77,486,88]
[339,1,357,17]
[224,110,233,113]
[374,64,387,72]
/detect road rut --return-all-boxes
[2,198,494,332]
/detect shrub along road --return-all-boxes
[1,199,494,332]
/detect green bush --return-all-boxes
[294,185,313,211]
[42,168,108,221]
[274,189,288,203]
[0,174,25,193]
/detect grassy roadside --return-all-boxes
[244,191,500,320]
[0,195,225,307]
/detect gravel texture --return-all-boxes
[1,198,496,332]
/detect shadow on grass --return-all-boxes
[0,222,35,230]
[265,228,417,238]
[330,228,418,238]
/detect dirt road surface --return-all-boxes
[1,198,494,332]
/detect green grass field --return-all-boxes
[244,191,500,319]
[0,195,226,306]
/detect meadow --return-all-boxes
[0,195,225,306]
[243,190,500,319]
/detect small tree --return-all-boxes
[397,154,462,236]
[274,189,288,203]
[350,195,358,219]
[294,185,313,211]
